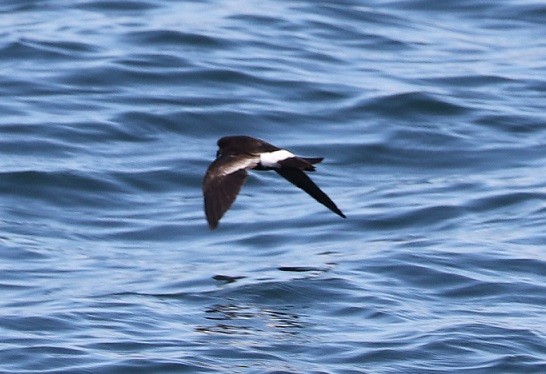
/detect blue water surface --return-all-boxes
[1,0,546,372]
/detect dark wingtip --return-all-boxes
[205,209,219,230]
[206,216,219,230]
[332,206,346,219]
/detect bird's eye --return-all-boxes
[216,150,221,158]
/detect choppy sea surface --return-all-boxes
[1,1,546,372]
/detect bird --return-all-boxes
[202,135,345,229]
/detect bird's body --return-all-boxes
[203,136,345,229]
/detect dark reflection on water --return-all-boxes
[199,303,305,335]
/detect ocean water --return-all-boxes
[1,0,546,372]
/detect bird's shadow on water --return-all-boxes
[197,266,336,337]
[195,302,308,337]
[106,266,335,339]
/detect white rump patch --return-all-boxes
[260,150,295,168]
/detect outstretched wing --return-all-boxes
[274,167,346,218]
[203,155,258,229]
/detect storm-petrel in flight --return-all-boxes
[203,135,346,229]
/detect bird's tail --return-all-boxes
[302,157,323,165]
[279,157,323,171]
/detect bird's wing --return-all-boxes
[203,155,258,229]
[274,167,346,218]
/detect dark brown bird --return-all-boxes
[203,136,345,229]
